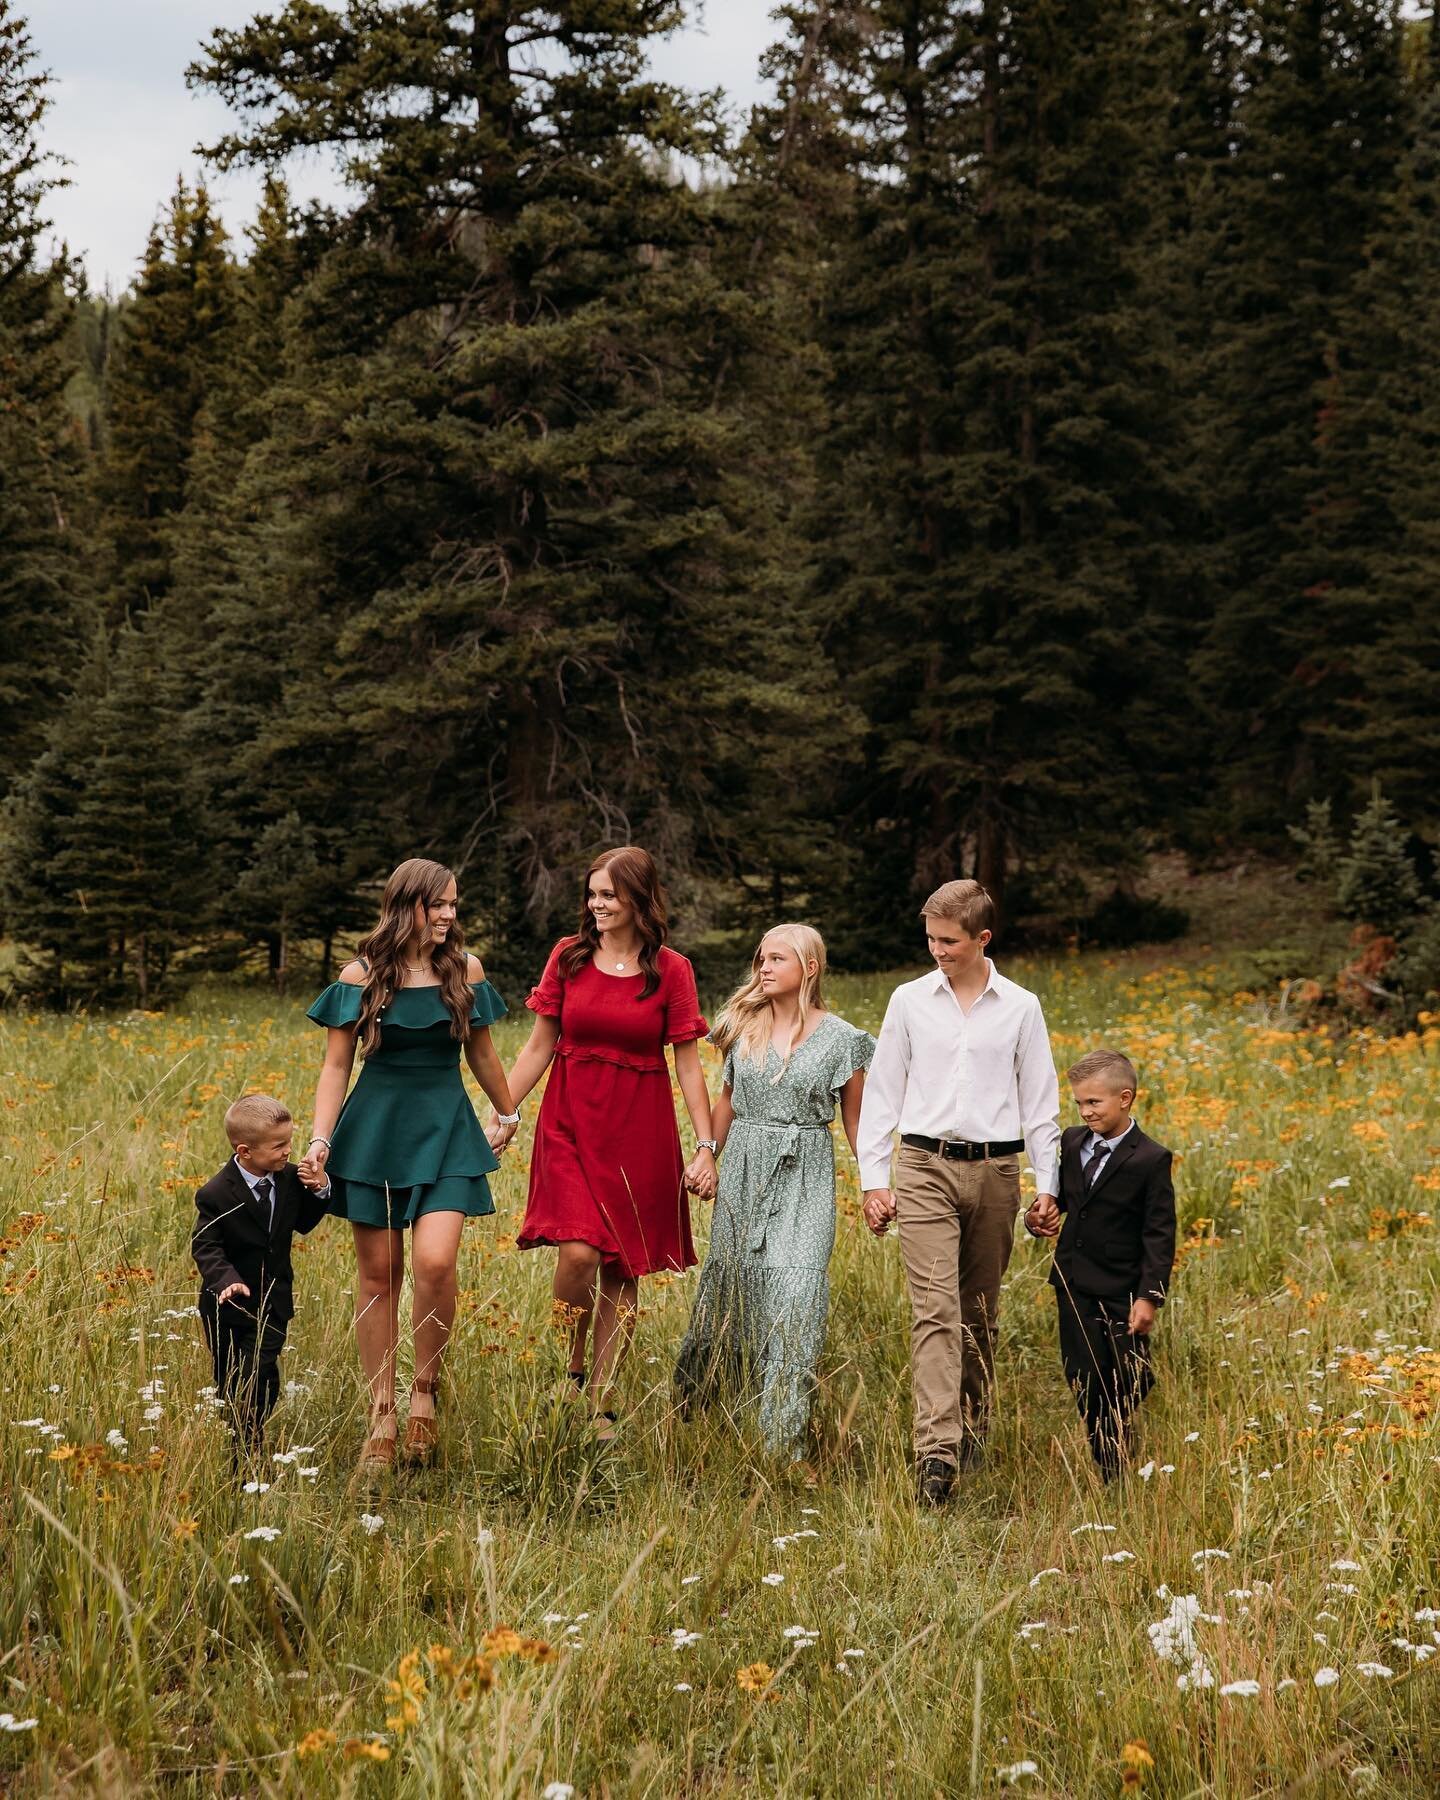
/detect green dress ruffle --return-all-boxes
[307,979,507,1229]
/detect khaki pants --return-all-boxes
[894,1143,1021,1465]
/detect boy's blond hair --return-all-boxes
[224,1093,292,1148]
[920,878,996,937]
[1066,1049,1138,1097]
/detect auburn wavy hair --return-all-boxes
[354,858,472,1056]
[558,846,668,998]
[711,923,828,1072]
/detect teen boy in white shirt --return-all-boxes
[858,879,1060,1505]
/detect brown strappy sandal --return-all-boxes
[403,1378,440,1465]
[359,1402,397,1475]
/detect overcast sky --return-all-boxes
[32,1,780,294]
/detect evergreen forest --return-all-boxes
[3,0,1439,1002]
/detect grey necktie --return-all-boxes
[1084,1141,1111,1191]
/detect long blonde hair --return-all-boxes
[711,923,828,1072]
[354,858,472,1056]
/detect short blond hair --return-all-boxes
[920,879,996,936]
[1066,1050,1138,1096]
[223,1093,292,1148]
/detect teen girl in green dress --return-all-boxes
[303,859,519,1469]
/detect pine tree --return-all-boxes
[0,1,95,795]
[190,2,842,961]
[1307,16,1440,842]
[99,180,234,618]
[1,618,203,1001]
[1193,0,1410,839]
[781,0,1183,941]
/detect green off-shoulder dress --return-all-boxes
[306,980,508,1229]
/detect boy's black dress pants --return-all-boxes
[1055,1288,1154,1480]
[199,1293,288,1455]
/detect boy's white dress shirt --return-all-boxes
[857,961,1061,1194]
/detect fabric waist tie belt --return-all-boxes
[729,1120,832,1253]
[900,1134,1025,1161]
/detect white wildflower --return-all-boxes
[359,1514,385,1536]
[1219,1679,1261,1697]
[1192,1548,1230,1565]
[997,1761,1039,1785]
[1314,1667,1340,1688]
[1029,1568,1062,1589]
[244,1526,281,1542]
[671,1628,702,1650]
[1355,1662,1393,1679]
[241,1481,270,1494]
[1071,1523,1116,1535]
[1137,1462,1155,1481]
[1102,1550,1136,1566]
[228,1574,250,1586]
[761,1572,784,1587]
[0,1715,38,1732]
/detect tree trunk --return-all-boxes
[321,931,334,984]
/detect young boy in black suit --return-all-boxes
[191,1094,331,1462]
[1024,1050,1175,1482]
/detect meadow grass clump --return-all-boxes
[1,953,1437,1794]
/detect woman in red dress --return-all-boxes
[499,847,717,1435]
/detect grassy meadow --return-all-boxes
[2,949,1439,1796]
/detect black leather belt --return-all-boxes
[901,1134,1025,1161]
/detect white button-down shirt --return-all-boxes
[857,961,1061,1193]
[1080,1118,1135,1176]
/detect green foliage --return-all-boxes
[0,0,95,797]
[1287,798,1343,886]
[1335,784,1423,932]
[98,181,235,618]
[6,0,1440,992]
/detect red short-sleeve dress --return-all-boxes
[517,940,709,1279]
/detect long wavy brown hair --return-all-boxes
[354,858,472,1055]
[558,846,668,998]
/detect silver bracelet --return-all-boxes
[496,1111,521,1127]
[308,1134,332,1149]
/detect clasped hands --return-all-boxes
[484,1113,520,1155]
[683,1148,717,1200]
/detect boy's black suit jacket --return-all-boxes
[1048,1123,1176,1307]
[191,1161,329,1323]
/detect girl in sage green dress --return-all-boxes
[674,924,873,1463]
[302,859,519,1470]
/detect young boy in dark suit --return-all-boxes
[1025,1050,1175,1482]
[191,1094,331,1462]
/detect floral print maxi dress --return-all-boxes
[674,1013,874,1458]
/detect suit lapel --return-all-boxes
[1088,1125,1142,1194]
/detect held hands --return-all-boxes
[298,1140,330,1186]
[861,1188,897,1237]
[485,1113,519,1155]
[1128,1297,1158,1337]
[684,1148,717,1200]
[216,1281,251,1306]
[296,1160,329,1193]
[1024,1194,1061,1240]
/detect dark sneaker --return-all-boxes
[918,1457,956,1507]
